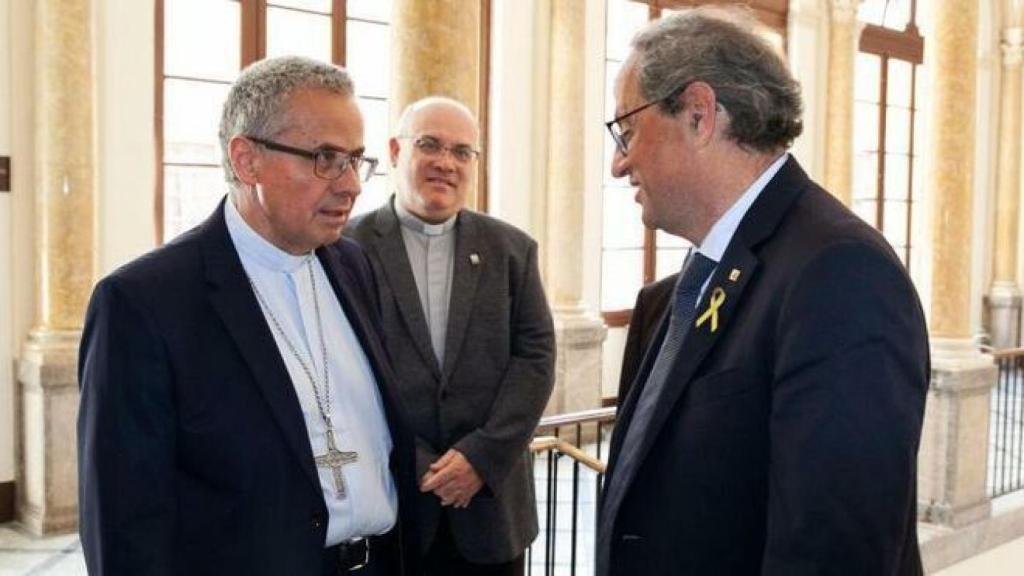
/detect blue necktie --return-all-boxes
[596,251,718,576]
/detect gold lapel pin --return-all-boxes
[728,268,741,282]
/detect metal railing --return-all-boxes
[527,407,616,576]
[990,348,1024,498]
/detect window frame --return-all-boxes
[154,0,492,244]
[855,0,923,269]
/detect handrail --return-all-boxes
[992,347,1024,359]
[530,435,607,473]
[537,406,617,430]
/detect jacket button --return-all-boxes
[311,515,322,530]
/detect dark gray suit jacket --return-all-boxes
[346,199,555,563]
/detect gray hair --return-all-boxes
[218,56,355,182]
[631,6,803,152]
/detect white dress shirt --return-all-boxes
[225,198,397,546]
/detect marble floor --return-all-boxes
[0,526,84,576]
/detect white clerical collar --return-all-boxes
[225,196,312,273]
[697,153,789,262]
[393,195,457,237]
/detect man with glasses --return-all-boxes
[346,97,555,576]
[598,8,928,576]
[78,56,417,575]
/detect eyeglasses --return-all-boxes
[605,81,698,156]
[605,99,666,156]
[247,136,379,182]
[401,135,480,164]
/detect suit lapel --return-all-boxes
[442,211,482,380]
[370,204,442,375]
[200,203,322,496]
[607,156,812,498]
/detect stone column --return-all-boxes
[390,0,483,208]
[822,0,860,206]
[917,0,996,528]
[543,0,605,415]
[15,0,96,535]
[987,10,1024,349]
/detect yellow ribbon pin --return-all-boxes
[695,287,726,333]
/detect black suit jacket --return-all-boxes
[77,201,418,575]
[617,276,674,405]
[602,158,929,576]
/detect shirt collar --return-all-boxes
[697,153,789,262]
[225,195,313,274]
[393,195,458,237]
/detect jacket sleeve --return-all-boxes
[453,242,556,494]
[761,241,928,575]
[77,278,177,576]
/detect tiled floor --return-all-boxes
[0,525,84,576]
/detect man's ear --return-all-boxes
[228,136,261,185]
[681,82,718,141]
[389,137,402,167]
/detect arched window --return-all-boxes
[156,0,393,243]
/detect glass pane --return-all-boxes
[164,0,240,82]
[882,0,910,30]
[885,106,911,154]
[656,248,687,280]
[655,229,689,249]
[857,0,886,25]
[601,249,645,310]
[854,102,879,153]
[358,96,390,174]
[266,7,331,62]
[881,200,909,248]
[884,154,910,201]
[605,0,650,62]
[855,53,881,104]
[605,60,627,117]
[164,166,229,241]
[858,0,910,29]
[268,0,330,13]
[346,20,391,98]
[164,79,232,165]
[347,0,393,23]
[603,188,645,249]
[853,152,878,201]
[351,174,390,218]
[853,199,878,228]
[887,59,913,108]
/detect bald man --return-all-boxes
[345,97,554,576]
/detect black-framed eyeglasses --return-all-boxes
[400,135,481,164]
[605,81,701,156]
[247,136,379,182]
[605,97,671,157]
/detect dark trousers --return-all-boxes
[422,514,525,576]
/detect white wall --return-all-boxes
[96,0,157,273]
[0,0,15,485]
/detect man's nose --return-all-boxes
[610,148,629,179]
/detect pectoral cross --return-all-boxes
[314,431,358,499]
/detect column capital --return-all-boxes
[1004,0,1024,29]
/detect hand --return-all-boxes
[419,449,484,508]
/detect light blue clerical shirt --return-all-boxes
[393,197,457,366]
[225,198,397,546]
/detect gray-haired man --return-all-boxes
[78,56,418,575]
